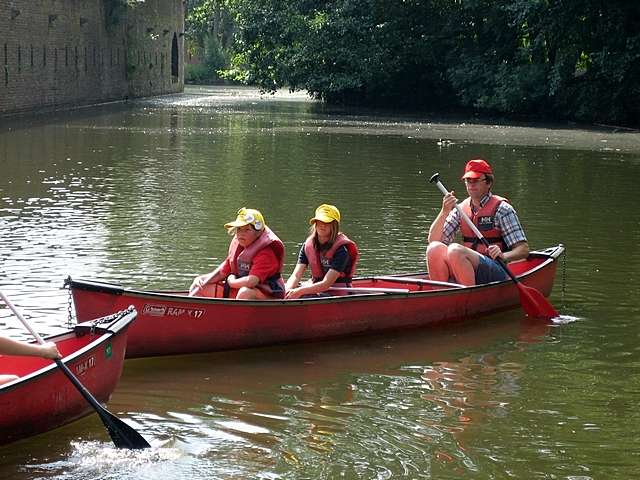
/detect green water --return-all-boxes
[0,86,639,479]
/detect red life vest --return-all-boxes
[459,194,509,255]
[227,226,285,295]
[303,233,359,283]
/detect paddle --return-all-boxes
[0,290,151,449]
[428,173,559,319]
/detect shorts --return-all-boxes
[475,255,509,284]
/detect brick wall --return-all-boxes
[0,0,184,115]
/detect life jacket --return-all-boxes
[303,233,359,284]
[459,194,509,255]
[227,226,286,297]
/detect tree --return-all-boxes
[203,0,640,125]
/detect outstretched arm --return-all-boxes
[285,263,307,291]
[189,260,229,296]
[0,336,61,359]
[285,269,341,299]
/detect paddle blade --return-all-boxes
[516,283,559,319]
[55,359,151,449]
[98,410,151,450]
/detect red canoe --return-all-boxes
[0,307,136,445]
[66,245,564,359]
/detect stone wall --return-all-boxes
[0,0,184,115]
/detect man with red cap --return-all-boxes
[426,159,529,286]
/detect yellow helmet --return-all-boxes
[308,204,340,225]
[224,207,265,231]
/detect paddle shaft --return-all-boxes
[0,290,150,449]
[0,292,48,345]
[431,177,519,283]
[0,292,103,409]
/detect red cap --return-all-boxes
[461,159,493,180]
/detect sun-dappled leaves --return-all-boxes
[186,0,640,125]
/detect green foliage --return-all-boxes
[185,35,229,83]
[188,0,640,125]
[221,0,455,107]
[185,63,214,83]
[204,35,228,71]
[185,0,235,82]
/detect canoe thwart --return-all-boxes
[372,276,465,288]
[329,286,411,295]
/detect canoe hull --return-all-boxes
[68,246,563,359]
[0,308,136,445]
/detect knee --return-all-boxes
[235,287,250,300]
[235,287,257,300]
[426,241,447,260]
[447,243,466,260]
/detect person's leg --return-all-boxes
[426,242,452,281]
[236,287,270,300]
[447,244,481,286]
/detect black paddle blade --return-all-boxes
[98,410,151,449]
[55,359,151,449]
[516,282,559,320]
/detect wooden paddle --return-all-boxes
[429,173,559,319]
[0,290,151,449]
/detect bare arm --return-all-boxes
[428,191,457,243]
[486,241,529,263]
[285,263,307,291]
[0,337,61,359]
[503,241,529,262]
[226,273,260,289]
[285,269,341,299]
[189,261,227,296]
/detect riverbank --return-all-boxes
[137,85,640,155]
[3,84,640,155]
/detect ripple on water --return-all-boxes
[2,86,639,479]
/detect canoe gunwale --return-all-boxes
[65,245,564,307]
[67,245,564,358]
[0,309,136,393]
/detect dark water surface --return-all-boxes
[1,86,639,479]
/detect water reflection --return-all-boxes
[1,86,640,478]
[4,313,546,480]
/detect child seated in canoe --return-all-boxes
[285,204,359,299]
[0,337,61,385]
[189,207,286,300]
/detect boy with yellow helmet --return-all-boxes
[190,208,286,299]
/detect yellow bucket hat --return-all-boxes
[224,207,265,231]
[309,204,341,225]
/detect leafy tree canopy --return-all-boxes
[187,0,640,125]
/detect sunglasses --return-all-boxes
[464,177,487,184]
